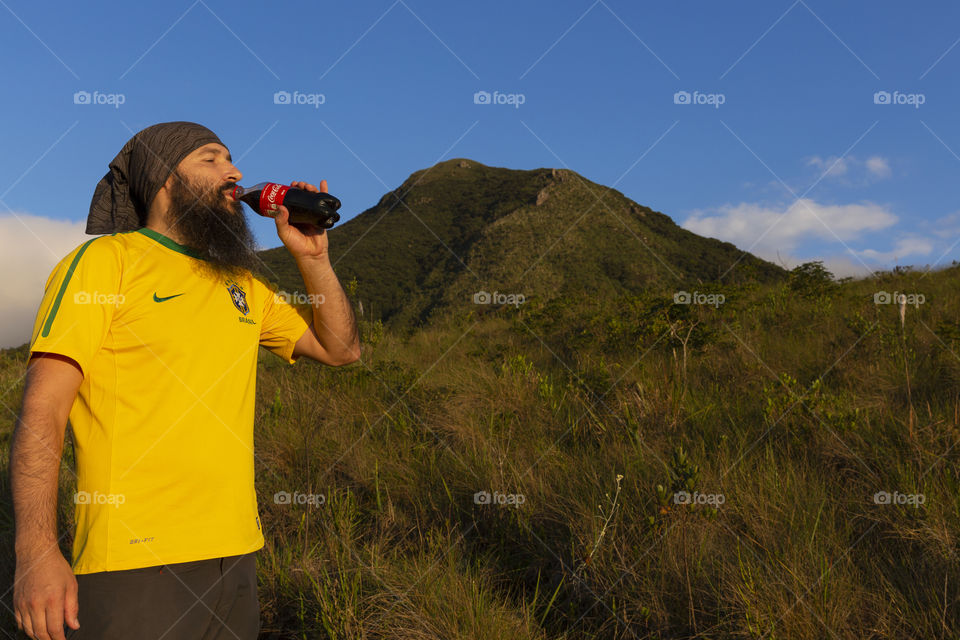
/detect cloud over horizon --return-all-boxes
[0,213,89,349]
[681,198,941,277]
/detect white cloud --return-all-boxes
[931,211,960,239]
[807,155,849,178]
[857,236,934,263]
[805,154,892,183]
[0,213,89,349]
[683,198,898,255]
[865,156,892,179]
[680,198,945,277]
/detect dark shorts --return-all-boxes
[65,552,259,640]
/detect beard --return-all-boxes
[166,171,262,281]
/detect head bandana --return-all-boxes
[86,121,227,235]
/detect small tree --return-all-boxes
[788,260,838,299]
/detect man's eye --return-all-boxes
[205,159,214,162]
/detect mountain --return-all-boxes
[255,159,786,327]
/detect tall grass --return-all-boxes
[1,263,959,638]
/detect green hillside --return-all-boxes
[256,159,786,329]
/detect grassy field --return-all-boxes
[1,261,959,638]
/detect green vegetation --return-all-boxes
[256,159,785,332]
[1,260,958,638]
[1,160,957,637]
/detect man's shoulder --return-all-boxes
[70,231,138,261]
[54,230,151,276]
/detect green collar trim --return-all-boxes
[136,227,204,259]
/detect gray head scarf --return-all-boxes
[86,121,228,235]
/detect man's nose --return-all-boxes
[226,164,242,184]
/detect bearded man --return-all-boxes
[11,121,360,639]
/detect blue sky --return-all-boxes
[2,0,960,345]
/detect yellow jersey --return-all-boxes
[28,227,312,574]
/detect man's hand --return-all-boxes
[14,550,79,640]
[274,179,330,261]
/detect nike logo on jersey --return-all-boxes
[153,292,184,303]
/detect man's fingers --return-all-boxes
[20,611,34,639]
[46,600,67,639]
[290,180,325,193]
[64,580,80,630]
[26,602,47,639]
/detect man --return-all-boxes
[10,121,360,639]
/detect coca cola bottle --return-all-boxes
[230,182,341,229]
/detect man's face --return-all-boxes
[164,143,262,279]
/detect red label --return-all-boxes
[259,182,289,216]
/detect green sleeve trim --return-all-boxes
[40,237,102,338]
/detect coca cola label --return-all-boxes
[259,183,289,215]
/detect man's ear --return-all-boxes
[146,173,175,224]
[158,171,177,195]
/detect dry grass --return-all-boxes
[1,266,960,638]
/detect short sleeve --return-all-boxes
[29,237,123,377]
[257,278,312,364]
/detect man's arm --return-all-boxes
[273,179,360,367]
[290,255,361,366]
[11,353,83,640]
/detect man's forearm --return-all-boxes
[10,408,64,558]
[296,254,360,361]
